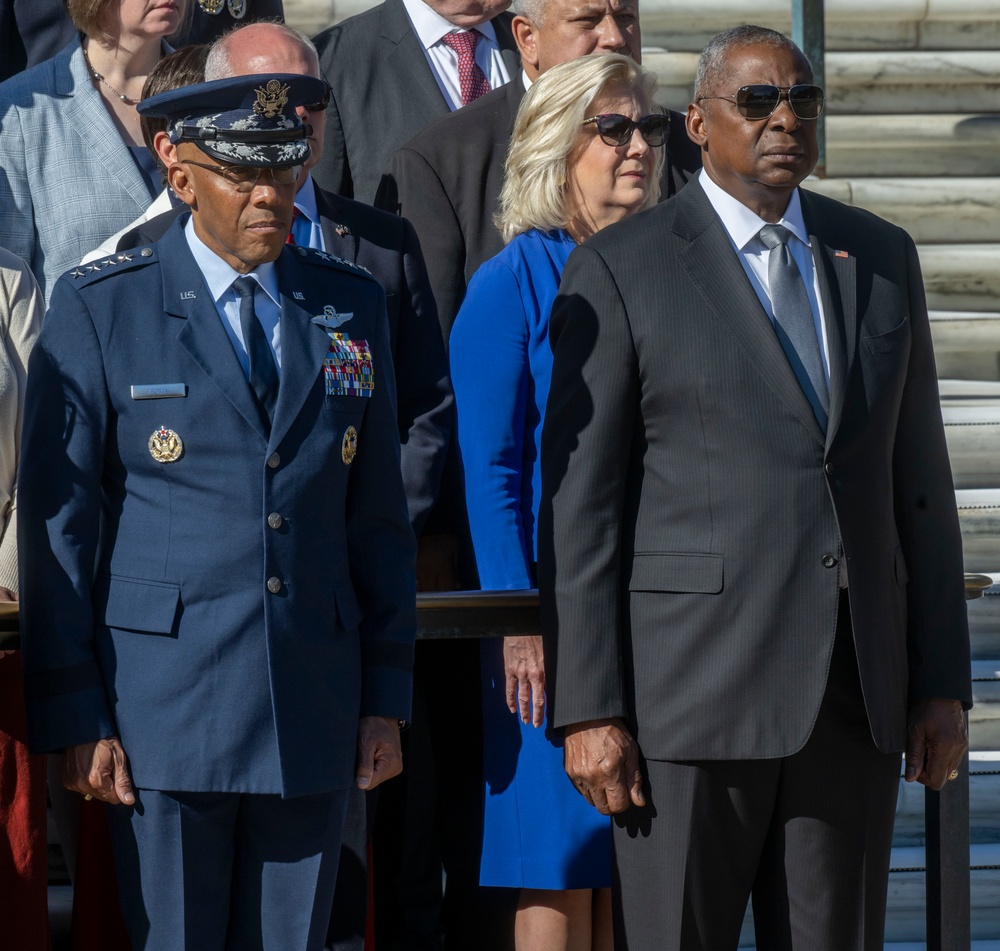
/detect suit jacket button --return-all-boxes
[267,512,283,529]
[267,452,280,469]
[267,576,283,593]
[822,554,838,568]
[825,462,834,474]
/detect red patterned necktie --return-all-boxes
[286,206,299,245]
[440,30,491,106]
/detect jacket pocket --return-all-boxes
[99,576,181,635]
[628,553,724,594]
[863,317,910,355]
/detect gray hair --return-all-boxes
[205,22,319,80]
[511,0,547,24]
[496,53,661,243]
[693,25,808,100]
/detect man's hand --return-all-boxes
[905,698,968,790]
[504,634,545,727]
[416,534,460,592]
[63,737,135,805]
[355,716,403,791]
[564,718,645,815]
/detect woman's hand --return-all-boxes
[504,634,546,727]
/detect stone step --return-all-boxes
[940,381,1000,402]
[638,0,1000,53]
[957,489,1000,574]
[966,577,1000,660]
[932,315,1000,354]
[737,844,1000,946]
[918,245,1000,313]
[805,178,1000,244]
[894,752,1000,846]
[942,404,1000,490]
[972,660,1000,752]
[647,50,1000,115]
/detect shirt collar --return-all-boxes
[294,172,319,224]
[697,169,811,252]
[183,216,281,308]
[401,0,498,49]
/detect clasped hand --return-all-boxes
[563,718,645,815]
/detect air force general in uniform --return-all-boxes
[18,74,416,951]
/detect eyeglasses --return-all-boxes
[181,160,302,192]
[696,84,825,121]
[582,113,670,148]
[302,82,332,113]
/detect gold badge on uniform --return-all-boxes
[253,80,291,119]
[148,426,184,463]
[342,426,358,465]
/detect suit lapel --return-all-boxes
[59,45,151,213]
[811,238,855,444]
[381,0,450,117]
[268,253,333,449]
[493,12,521,76]
[673,186,825,444]
[159,225,270,442]
[314,185,361,263]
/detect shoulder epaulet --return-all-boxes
[67,247,159,286]
[290,245,373,280]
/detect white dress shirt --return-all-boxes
[698,170,831,386]
[184,218,282,377]
[401,0,511,111]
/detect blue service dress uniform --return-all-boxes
[18,217,416,947]
[450,228,611,889]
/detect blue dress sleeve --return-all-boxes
[451,256,535,591]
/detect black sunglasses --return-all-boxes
[697,84,825,121]
[303,82,332,113]
[181,159,302,192]
[582,113,670,148]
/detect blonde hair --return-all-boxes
[496,54,663,244]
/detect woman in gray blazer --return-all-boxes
[0,0,188,300]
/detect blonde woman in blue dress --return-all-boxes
[450,53,666,951]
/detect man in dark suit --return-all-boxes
[0,0,76,81]
[376,0,703,340]
[19,74,416,951]
[539,26,971,951]
[312,0,519,204]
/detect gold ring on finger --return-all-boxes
[84,794,93,801]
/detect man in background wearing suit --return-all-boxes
[203,23,454,950]
[312,0,519,204]
[540,26,971,951]
[19,74,416,951]
[377,0,702,340]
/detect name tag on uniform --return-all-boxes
[131,384,187,400]
[324,334,373,397]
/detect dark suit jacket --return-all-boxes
[116,182,453,537]
[20,220,416,794]
[312,0,520,205]
[0,0,76,82]
[376,75,703,341]
[539,182,971,760]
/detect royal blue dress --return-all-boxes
[450,228,612,890]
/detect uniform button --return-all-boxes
[822,554,838,568]
[267,512,283,529]
[267,452,280,469]
[825,463,834,475]
[267,577,283,594]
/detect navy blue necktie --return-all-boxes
[759,224,829,430]
[231,277,279,424]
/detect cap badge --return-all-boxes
[197,0,224,13]
[254,80,291,119]
[342,426,358,465]
[148,426,184,463]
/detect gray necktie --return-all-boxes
[758,224,829,430]
[231,277,279,425]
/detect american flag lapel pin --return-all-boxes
[835,249,850,259]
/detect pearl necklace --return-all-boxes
[82,46,141,106]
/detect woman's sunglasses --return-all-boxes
[582,113,671,148]
[696,84,825,121]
